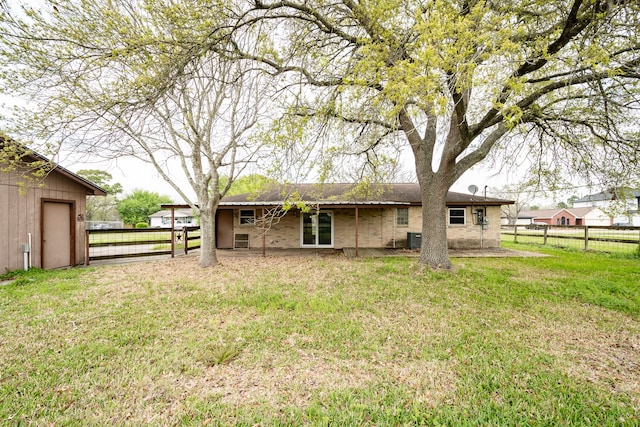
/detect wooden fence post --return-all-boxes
[584,226,589,251]
[543,225,548,245]
[514,225,518,243]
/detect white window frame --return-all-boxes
[396,208,409,227]
[300,210,334,248]
[239,209,255,226]
[448,208,466,225]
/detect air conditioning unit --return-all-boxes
[407,232,422,250]
[234,234,250,249]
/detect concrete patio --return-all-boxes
[217,247,548,258]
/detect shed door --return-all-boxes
[216,209,234,249]
[42,201,73,269]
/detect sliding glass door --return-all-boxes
[301,211,333,247]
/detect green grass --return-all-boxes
[0,249,638,425]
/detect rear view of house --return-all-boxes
[216,183,513,251]
[1,137,106,272]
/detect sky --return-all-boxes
[0,1,587,208]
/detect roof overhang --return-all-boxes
[1,136,108,196]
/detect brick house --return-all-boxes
[573,189,640,226]
[519,207,610,227]
[215,183,513,251]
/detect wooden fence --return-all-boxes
[85,227,201,265]
[501,225,640,256]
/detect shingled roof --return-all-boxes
[220,183,512,207]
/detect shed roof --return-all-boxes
[0,136,107,196]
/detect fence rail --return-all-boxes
[85,227,201,264]
[501,225,640,256]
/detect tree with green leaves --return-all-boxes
[75,170,123,195]
[75,169,123,221]
[117,190,173,226]
[0,0,274,267]
[0,134,53,194]
[3,1,640,269]
[219,174,278,197]
[214,0,640,269]
[567,195,579,208]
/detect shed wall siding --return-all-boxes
[1,168,88,272]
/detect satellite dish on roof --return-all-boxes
[468,185,478,195]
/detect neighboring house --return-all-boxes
[216,183,513,250]
[518,206,610,226]
[1,138,107,272]
[149,209,197,228]
[568,207,612,226]
[501,213,534,226]
[573,189,640,226]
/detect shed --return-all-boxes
[1,137,107,272]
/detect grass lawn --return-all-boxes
[1,245,638,425]
[502,228,640,256]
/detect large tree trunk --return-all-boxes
[418,178,453,270]
[404,109,455,270]
[198,205,218,267]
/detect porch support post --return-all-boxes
[355,206,359,257]
[262,207,266,257]
[170,207,175,258]
[584,226,589,251]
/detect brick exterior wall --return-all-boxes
[231,205,503,250]
[446,206,502,249]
